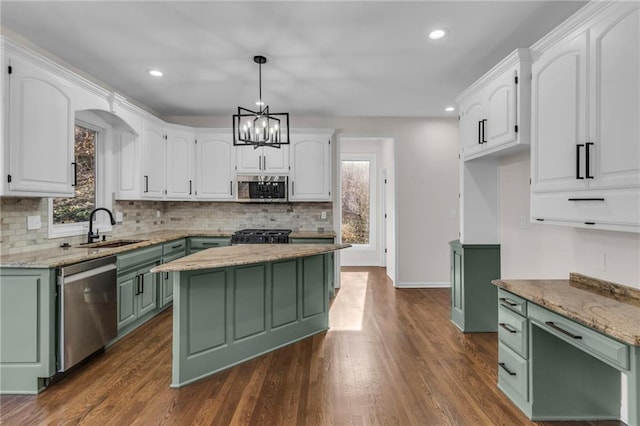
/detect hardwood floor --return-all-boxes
[0,267,623,425]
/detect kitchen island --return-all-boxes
[151,243,350,388]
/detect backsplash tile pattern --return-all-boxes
[0,197,333,256]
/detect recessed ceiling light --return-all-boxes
[429,29,448,40]
[149,69,163,77]
[445,106,455,112]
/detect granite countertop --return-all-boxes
[0,229,337,269]
[151,243,350,273]
[493,273,640,346]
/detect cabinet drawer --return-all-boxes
[498,342,529,403]
[188,237,230,252]
[528,303,630,371]
[498,288,527,316]
[498,305,528,358]
[163,239,186,256]
[117,245,163,272]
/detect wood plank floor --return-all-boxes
[0,267,624,425]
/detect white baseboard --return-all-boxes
[394,282,451,289]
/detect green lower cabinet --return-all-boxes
[497,289,639,424]
[116,245,163,335]
[450,240,500,332]
[0,268,57,394]
[188,237,230,254]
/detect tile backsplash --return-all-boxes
[0,197,333,256]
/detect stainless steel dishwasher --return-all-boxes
[57,256,117,371]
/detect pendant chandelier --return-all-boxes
[233,55,290,148]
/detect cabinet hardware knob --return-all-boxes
[498,362,516,376]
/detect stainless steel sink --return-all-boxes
[78,239,146,249]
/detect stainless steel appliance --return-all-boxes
[231,229,292,244]
[236,175,288,202]
[57,256,117,372]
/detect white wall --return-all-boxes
[168,115,460,287]
[500,150,640,288]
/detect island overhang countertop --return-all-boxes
[151,243,351,273]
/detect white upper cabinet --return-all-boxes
[236,145,289,174]
[456,49,531,161]
[141,122,166,199]
[289,133,333,201]
[165,127,194,200]
[5,54,74,196]
[530,2,639,232]
[195,133,235,200]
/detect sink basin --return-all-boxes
[79,239,147,249]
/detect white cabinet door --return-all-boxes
[531,31,588,193]
[588,6,640,190]
[7,55,74,196]
[262,145,289,174]
[166,130,193,200]
[459,98,484,158]
[141,123,166,199]
[116,131,140,199]
[236,146,262,174]
[289,135,332,201]
[195,134,235,200]
[484,68,517,149]
[236,145,289,174]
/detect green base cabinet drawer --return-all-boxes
[498,304,528,358]
[528,303,629,371]
[498,288,527,316]
[188,237,230,253]
[498,342,529,403]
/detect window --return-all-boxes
[49,116,111,239]
[53,124,97,225]
[341,159,371,245]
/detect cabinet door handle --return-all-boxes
[71,162,77,187]
[291,181,295,195]
[568,198,605,202]
[481,119,487,144]
[258,155,262,170]
[230,181,233,196]
[263,155,266,170]
[189,180,192,195]
[499,297,518,307]
[478,120,482,144]
[544,321,582,339]
[499,323,517,334]
[139,275,144,294]
[585,142,594,179]
[576,144,584,179]
[144,175,149,192]
[165,272,169,280]
[498,362,517,376]
[135,275,140,295]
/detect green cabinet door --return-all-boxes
[118,269,138,330]
[138,266,158,317]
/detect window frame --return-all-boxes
[339,153,377,250]
[48,117,112,239]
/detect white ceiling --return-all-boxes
[1,1,586,119]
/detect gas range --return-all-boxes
[231,229,292,244]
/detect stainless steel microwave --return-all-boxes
[236,175,288,202]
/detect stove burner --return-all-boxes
[231,229,292,244]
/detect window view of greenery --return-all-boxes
[53,125,96,224]
[341,160,370,245]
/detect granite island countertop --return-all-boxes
[493,273,640,346]
[151,243,350,273]
[0,229,337,269]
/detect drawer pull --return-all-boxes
[171,244,183,249]
[499,297,518,307]
[498,362,517,376]
[499,323,517,334]
[202,242,220,246]
[545,321,582,340]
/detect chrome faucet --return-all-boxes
[87,207,116,243]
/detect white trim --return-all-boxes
[394,282,451,289]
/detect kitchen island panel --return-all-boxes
[171,253,330,388]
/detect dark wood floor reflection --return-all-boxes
[0,267,623,425]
